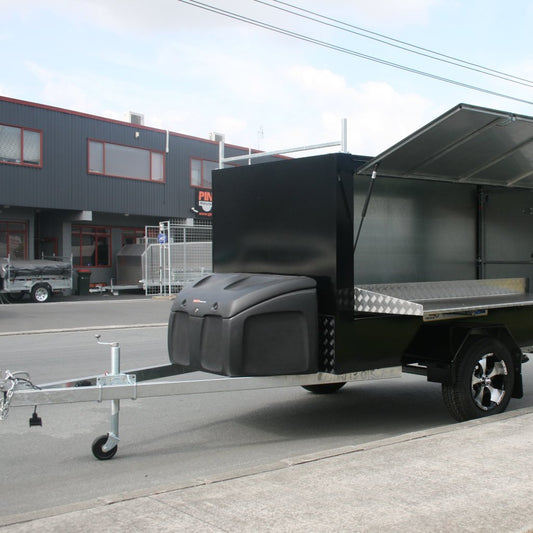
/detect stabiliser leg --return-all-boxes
[91,336,121,460]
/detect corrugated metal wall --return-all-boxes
[0,98,252,219]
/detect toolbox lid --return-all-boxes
[358,103,533,189]
[172,273,316,318]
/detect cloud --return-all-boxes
[212,116,247,138]
[289,65,347,95]
[345,81,436,153]
[165,63,438,156]
[16,57,439,158]
[12,0,277,34]
[344,0,444,27]
[24,62,97,112]
[5,0,181,33]
[8,0,443,36]
[280,66,434,154]
[12,1,443,159]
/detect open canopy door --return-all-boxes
[357,103,533,188]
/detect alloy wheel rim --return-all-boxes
[471,352,508,411]
[35,288,48,302]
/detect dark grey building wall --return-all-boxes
[0,97,253,219]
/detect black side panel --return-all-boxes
[212,153,356,316]
[483,188,533,284]
[334,315,422,373]
[352,177,477,284]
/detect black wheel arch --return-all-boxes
[405,322,523,399]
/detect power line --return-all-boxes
[177,0,533,106]
[259,0,533,89]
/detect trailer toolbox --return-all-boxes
[168,273,318,376]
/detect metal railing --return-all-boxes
[142,220,212,296]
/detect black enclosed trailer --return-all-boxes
[168,103,533,421]
[3,103,533,459]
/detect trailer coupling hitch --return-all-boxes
[0,370,42,425]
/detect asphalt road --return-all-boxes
[1,296,532,518]
[0,293,171,335]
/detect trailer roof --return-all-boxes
[357,103,533,188]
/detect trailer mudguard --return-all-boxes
[168,273,319,376]
[405,322,524,398]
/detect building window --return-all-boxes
[88,140,165,182]
[71,226,111,267]
[190,158,219,189]
[38,237,58,258]
[0,124,42,167]
[121,228,145,246]
[0,221,28,259]
[151,152,164,181]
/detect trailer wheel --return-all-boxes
[442,337,514,422]
[92,435,118,460]
[302,382,346,394]
[6,292,25,302]
[31,283,51,303]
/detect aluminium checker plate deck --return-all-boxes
[354,278,533,320]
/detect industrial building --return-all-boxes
[0,95,260,287]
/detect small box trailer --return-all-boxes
[0,257,72,303]
[2,103,533,459]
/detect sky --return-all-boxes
[2,0,533,157]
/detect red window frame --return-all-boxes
[0,220,28,259]
[121,228,145,246]
[0,123,43,168]
[190,157,228,189]
[87,139,165,182]
[71,225,112,268]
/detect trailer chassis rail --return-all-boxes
[0,335,401,460]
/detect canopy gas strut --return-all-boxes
[353,166,378,255]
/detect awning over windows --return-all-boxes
[357,103,533,189]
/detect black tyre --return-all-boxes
[302,382,346,394]
[6,292,25,302]
[31,283,51,303]
[91,434,118,460]
[443,337,515,422]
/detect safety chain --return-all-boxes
[0,371,40,420]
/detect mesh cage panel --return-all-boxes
[142,220,212,296]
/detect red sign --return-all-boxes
[196,189,213,217]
